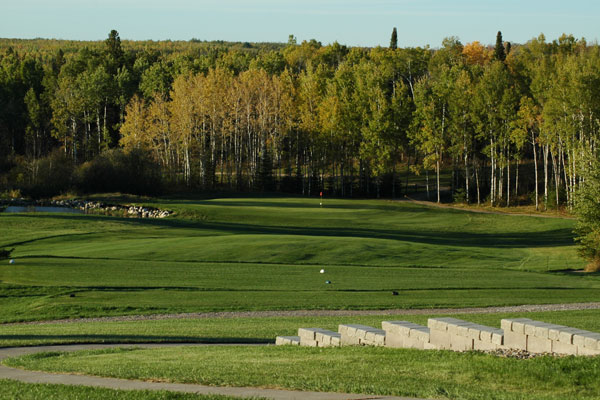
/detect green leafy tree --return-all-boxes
[575,153,600,271]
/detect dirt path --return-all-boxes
[7,302,600,326]
[0,343,421,400]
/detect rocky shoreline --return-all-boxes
[0,198,173,219]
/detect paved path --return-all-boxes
[0,343,426,400]
[8,302,600,326]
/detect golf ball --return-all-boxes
[9,259,15,264]
[320,269,325,274]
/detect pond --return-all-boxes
[3,206,84,214]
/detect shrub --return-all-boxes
[75,148,162,195]
[10,150,74,199]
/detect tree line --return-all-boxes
[2,30,600,212]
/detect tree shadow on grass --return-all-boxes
[6,213,576,249]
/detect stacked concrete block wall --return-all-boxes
[276,319,600,357]
[382,321,433,349]
[428,317,503,351]
[275,336,300,346]
[297,328,341,347]
[338,324,386,346]
[502,318,600,356]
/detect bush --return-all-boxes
[75,148,162,195]
[9,150,74,199]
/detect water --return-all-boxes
[3,206,84,214]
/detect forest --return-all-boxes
[1,30,599,212]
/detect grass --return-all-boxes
[2,309,600,348]
[0,196,597,322]
[6,344,600,400]
[0,379,250,400]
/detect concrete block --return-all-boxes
[500,319,513,333]
[468,327,482,340]
[557,328,585,344]
[385,334,405,348]
[509,318,534,334]
[450,334,474,351]
[301,339,318,347]
[365,330,386,346]
[504,330,527,351]
[355,325,384,339]
[552,340,578,355]
[340,324,374,337]
[449,323,473,337]
[478,327,495,342]
[340,324,384,346]
[572,332,600,348]
[315,329,340,345]
[491,331,504,346]
[429,328,451,350]
[298,328,320,341]
[527,335,552,353]
[331,336,341,347]
[534,325,550,339]
[424,342,437,350]
[573,333,588,348]
[428,317,463,331]
[276,336,300,346]
[382,321,413,336]
[578,346,600,356]
[473,340,499,351]
[411,327,430,342]
[402,336,425,349]
[427,318,448,331]
[584,333,600,350]
[341,335,360,346]
[524,321,547,336]
[548,325,567,341]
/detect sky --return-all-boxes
[2,0,599,47]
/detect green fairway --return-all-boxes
[0,197,596,322]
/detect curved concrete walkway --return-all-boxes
[0,343,426,400]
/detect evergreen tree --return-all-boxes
[494,31,506,62]
[390,27,398,50]
[505,41,512,56]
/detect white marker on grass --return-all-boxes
[320,269,325,274]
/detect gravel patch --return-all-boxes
[5,302,600,326]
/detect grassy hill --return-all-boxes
[0,197,596,322]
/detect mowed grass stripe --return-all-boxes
[11,232,582,270]
[2,258,597,289]
[0,197,594,321]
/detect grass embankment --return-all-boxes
[0,197,597,322]
[0,379,247,400]
[6,344,600,400]
[1,309,600,348]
